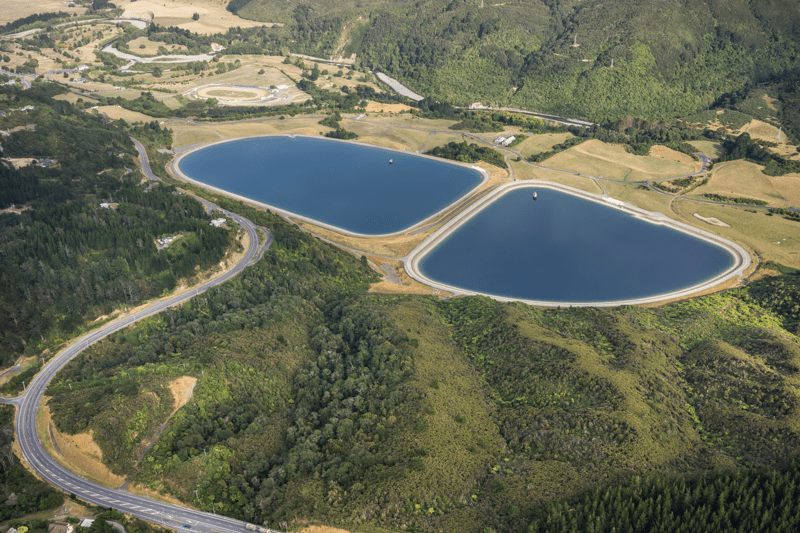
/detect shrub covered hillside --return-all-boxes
[230,0,800,122]
[45,197,800,533]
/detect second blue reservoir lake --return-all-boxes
[419,188,736,303]
[177,136,483,234]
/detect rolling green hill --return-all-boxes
[230,0,800,122]
[45,201,800,531]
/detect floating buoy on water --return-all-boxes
[389,159,393,164]
[533,191,537,200]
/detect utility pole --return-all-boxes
[574,34,578,46]
[22,381,25,391]
[610,58,614,68]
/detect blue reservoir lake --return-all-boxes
[177,136,484,234]
[418,188,737,303]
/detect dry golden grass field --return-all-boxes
[688,140,724,159]
[114,0,275,34]
[671,199,800,268]
[0,0,85,25]
[691,160,800,207]
[53,92,98,104]
[127,36,189,56]
[40,402,126,488]
[529,170,606,195]
[88,105,160,123]
[739,119,800,160]
[364,101,414,113]
[542,139,699,181]
[519,132,574,158]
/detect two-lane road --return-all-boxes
[5,140,277,533]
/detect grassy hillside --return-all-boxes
[230,0,800,122]
[46,210,800,532]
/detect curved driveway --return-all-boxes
[2,140,276,533]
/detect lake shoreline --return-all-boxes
[170,134,489,237]
[404,181,751,307]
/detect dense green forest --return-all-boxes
[228,0,800,122]
[0,85,233,370]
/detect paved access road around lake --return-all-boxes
[0,140,277,533]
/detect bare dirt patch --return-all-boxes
[693,213,730,227]
[0,204,29,215]
[368,257,453,298]
[42,402,126,488]
[168,376,197,414]
[299,526,354,533]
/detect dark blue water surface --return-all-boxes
[178,136,483,234]
[419,188,735,302]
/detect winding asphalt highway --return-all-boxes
[1,140,276,533]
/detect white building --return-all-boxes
[494,135,516,146]
[210,218,226,227]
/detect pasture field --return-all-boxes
[519,132,575,158]
[344,119,431,151]
[52,92,97,104]
[88,105,161,123]
[739,119,800,159]
[601,180,676,215]
[529,170,606,195]
[688,140,723,159]
[0,0,85,25]
[93,89,143,100]
[364,101,414,113]
[113,0,276,34]
[423,131,474,150]
[168,116,325,148]
[671,199,800,268]
[127,36,189,56]
[691,160,800,207]
[542,139,699,181]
